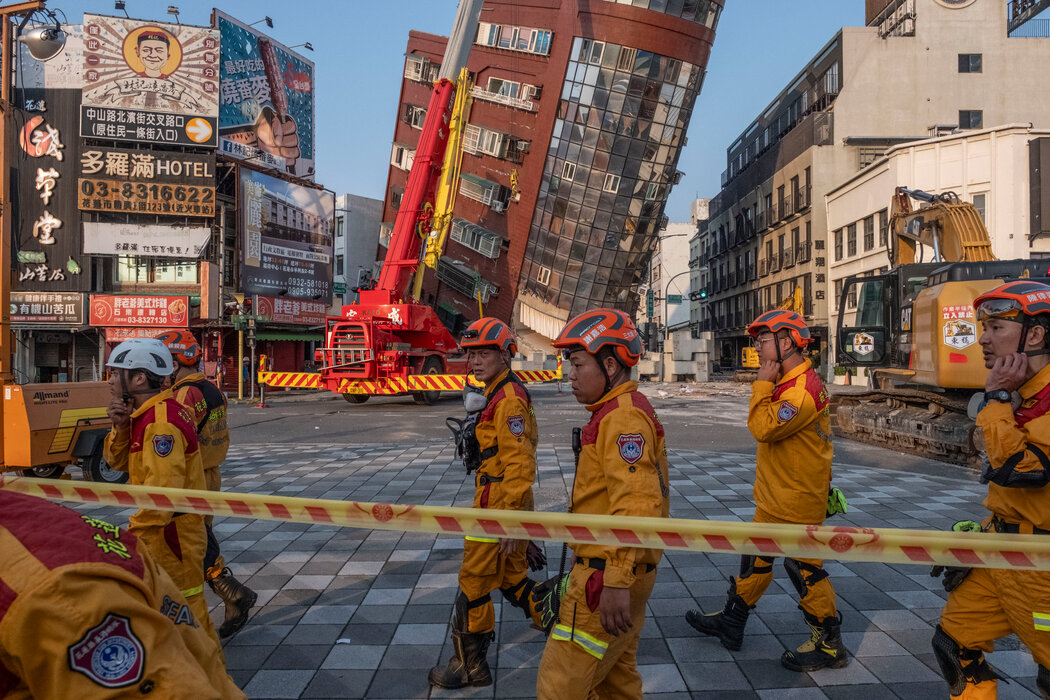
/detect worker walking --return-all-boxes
[537,309,670,700]
[157,330,257,638]
[932,281,1050,699]
[685,310,849,672]
[429,318,552,689]
[0,490,245,698]
[103,338,220,646]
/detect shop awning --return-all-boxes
[255,331,323,342]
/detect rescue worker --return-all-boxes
[156,329,257,638]
[103,337,219,646]
[0,490,245,698]
[685,310,849,671]
[933,280,1050,699]
[429,318,551,689]
[537,308,670,700]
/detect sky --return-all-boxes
[49,0,864,221]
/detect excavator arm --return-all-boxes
[889,187,996,265]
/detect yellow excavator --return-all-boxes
[834,187,1050,465]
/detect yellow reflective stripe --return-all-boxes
[180,584,204,598]
[464,536,499,543]
[550,623,608,660]
[1034,612,1050,631]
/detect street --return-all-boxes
[71,383,1041,699]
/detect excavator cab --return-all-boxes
[837,273,894,366]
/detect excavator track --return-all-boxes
[829,387,981,469]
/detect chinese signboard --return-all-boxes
[214,11,315,178]
[77,147,216,216]
[12,28,88,292]
[81,14,219,147]
[256,296,327,326]
[89,294,189,327]
[10,293,85,324]
[83,222,211,258]
[240,168,333,300]
[104,327,162,343]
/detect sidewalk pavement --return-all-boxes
[69,443,1042,699]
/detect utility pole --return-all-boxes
[0,1,47,469]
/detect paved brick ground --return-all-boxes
[69,442,1042,699]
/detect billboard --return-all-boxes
[89,294,189,328]
[81,14,219,147]
[82,222,211,258]
[214,10,315,178]
[240,168,333,300]
[77,146,216,216]
[10,293,85,325]
[256,296,327,326]
[12,27,88,292]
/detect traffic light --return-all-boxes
[646,289,654,317]
[689,289,708,302]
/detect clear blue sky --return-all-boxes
[54,1,863,220]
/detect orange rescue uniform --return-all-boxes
[103,390,217,643]
[460,369,538,633]
[537,381,670,700]
[736,359,837,620]
[939,363,1050,697]
[0,490,243,699]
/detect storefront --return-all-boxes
[11,293,104,383]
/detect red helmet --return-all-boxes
[553,308,642,367]
[747,310,812,348]
[460,317,517,355]
[154,329,200,367]
[973,281,1050,321]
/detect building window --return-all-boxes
[863,215,875,251]
[335,255,344,276]
[488,77,521,98]
[616,46,637,71]
[823,61,839,95]
[390,144,414,171]
[403,104,427,129]
[459,174,500,206]
[846,223,857,257]
[959,110,983,129]
[644,182,658,201]
[973,193,986,221]
[450,218,503,259]
[390,188,404,210]
[878,208,889,246]
[603,173,620,193]
[537,265,551,285]
[562,161,576,181]
[834,228,843,261]
[404,54,435,82]
[958,54,982,73]
[477,22,552,56]
[463,124,508,159]
[437,259,499,303]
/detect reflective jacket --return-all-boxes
[472,369,537,512]
[172,372,229,472]
[0,491,244,699]
[748,359,833,524]
[977,363,1050,530]
[570,381,669,589]
[103,391,207,545]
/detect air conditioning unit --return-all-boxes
[517,140,530,152]
[491,201,507,213]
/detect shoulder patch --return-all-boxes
[777,401,799,423]
[152,434,174,457]
[506,414,525,437]
[68,613,144,689]
[617,433,645,464]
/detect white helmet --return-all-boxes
[106,338,174,376]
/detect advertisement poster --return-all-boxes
[256,295,327,326]
[89,294,189,327]
[214,10,315,178]
[10,293,85,324]
[81,14,219,147]
[77,147,216,216]
[240,169,333,300]
[83,222,211,257]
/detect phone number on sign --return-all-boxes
[78,179,215,216]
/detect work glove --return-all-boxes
[826,486,848,517]
[929,520,982,592]
[525,541,547,572]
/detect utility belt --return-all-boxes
[990,516,1050,536]
[575,556,656,574]
[477,473,504,486]
[479,445,498,462]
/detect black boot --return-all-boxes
[427,630,494,688]
[685,583,751,651]
[781,611,849,671]
[207,568,258,638]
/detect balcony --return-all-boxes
[728,271,737,287]
[795,241,812,264]
[782,248,795,268]
[759,258,769,277]
[470,85,537,112]
[769,253,782,273]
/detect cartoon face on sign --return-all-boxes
[123,27,182,79]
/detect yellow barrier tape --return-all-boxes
[4,476,1050,571]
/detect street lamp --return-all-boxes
[663,269,691,349]
[289,42,313,52]
[249,16,274,28]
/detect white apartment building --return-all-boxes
[333,193,383,308]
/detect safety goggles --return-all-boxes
[460,329,481,342]
[976,298,1024,322]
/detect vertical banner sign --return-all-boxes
[240,169,333,300]
[81,14,219,147]
[213,10,316,179]
[11,27,88,292]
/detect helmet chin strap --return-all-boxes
[118,369,157,403]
